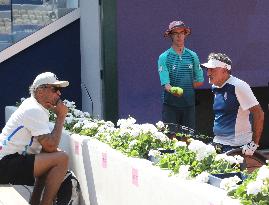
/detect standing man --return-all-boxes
[201,53,264,155]
[0,72,69,205]
[158,20,204,130]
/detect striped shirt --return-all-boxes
[158,47,204,107]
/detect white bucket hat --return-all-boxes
[32,72,69,90]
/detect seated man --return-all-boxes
[0,72,69,205]
[201,53,264,155]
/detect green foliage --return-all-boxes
[157,145,241,178]
[228,165,269,204]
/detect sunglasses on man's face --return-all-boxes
[50,86,62,93]
[40,85,62,93]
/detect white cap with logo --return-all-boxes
[32,72,69,90]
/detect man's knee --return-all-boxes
[56,151,69,166]
[34,151,69,177]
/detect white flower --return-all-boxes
[215,154,227,161]
[96,119,103,124]
[73,109,85,117]
[81,118,91,124]
[82,121,98,130]
[117,117,136,128]
[97,125,107,133]
[188,140,206,152]
[156,121,165,129]
[129,124,142,137]
[188,140,216,161]
[65,116,74,124]
[66,112,73,117]
[63,100,76,109]
[73,121,83,129]
[204,144,216,155]
[256,165,269,181]
[129,140,138,148]
[154,131,169,142]
[104,133,112,142]
[176,165,190,180]
[105,121,115,128]
[148,149,161,157]
[83,112,91,118]
[106,127,116,134]
[247,180,264,195]
[119,127,132,136]
[220,176,241,191]
[195,172,209,183]
[215,154,238,165]
[223,155,238,165]
[148,149,161,164]
[96,121,114,133]
[234,155,244,164]
[140,123,158,135]
[175,141,187,147]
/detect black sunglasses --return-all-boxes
[40,85,62,93]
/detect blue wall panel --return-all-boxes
[0,19,81,128]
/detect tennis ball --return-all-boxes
[170,87,184,95]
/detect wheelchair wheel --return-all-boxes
[226,148,268,173]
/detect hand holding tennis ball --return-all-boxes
[170,86,184,96]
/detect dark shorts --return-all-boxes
[0,152,35,185]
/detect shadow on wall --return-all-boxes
[252,86,269,149]
[195,89,214,138]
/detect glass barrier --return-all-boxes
[0,0,79,52]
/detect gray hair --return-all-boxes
[29,84,35,96]
[29,84,41,96]
[208,53,232,65]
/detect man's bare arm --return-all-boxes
[38,100,68,152]
[249,104,264,145]
[193,82,203,88]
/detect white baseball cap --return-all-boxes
[32,72,69,90]
[201,59,231,70]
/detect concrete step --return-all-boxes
[0,185,29,205]
[13,185,33,202]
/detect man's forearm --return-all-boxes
[50,116,65,147]
[193,81,203,88]
[251,105,264,145]
[38,116,65,152]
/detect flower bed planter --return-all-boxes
[208,172,246,188]
[148,149,175,163]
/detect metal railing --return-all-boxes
[163,123,213,143]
